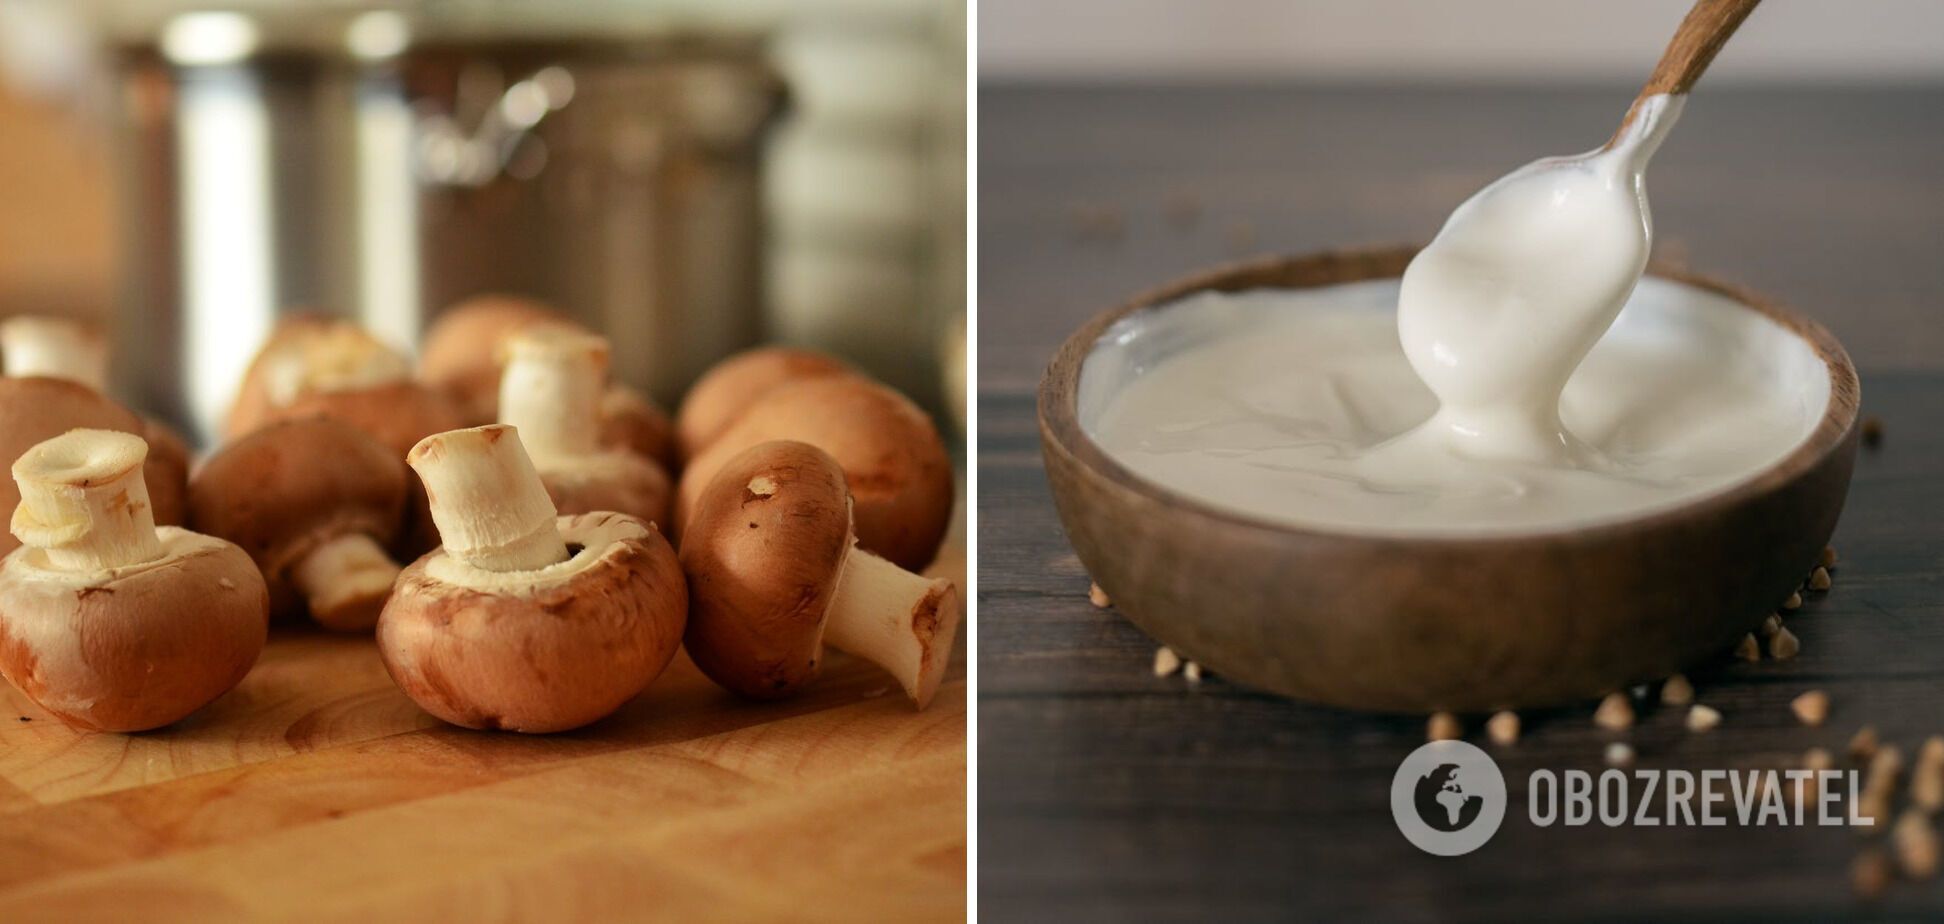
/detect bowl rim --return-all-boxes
[1038,243,1862,547]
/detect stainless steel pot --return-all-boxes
[106,10,785,445]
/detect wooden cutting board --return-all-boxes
[0,597,965,921]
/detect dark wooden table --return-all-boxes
[977,83,1944,922]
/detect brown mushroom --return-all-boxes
[0,429,267,731]
[377,425,687,733]
[222,317,465,555]
[189,418,408,631]
[224,315,415,441]
[673,345,853,462]
[274,381,466,462]
[0,315,191,526]
[682,440,960,709]
[418,296,677,467]
[675,376,953,570]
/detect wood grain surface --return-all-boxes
[978,83,1944,922]
[0,541,966,922]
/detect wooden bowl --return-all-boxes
[1038,245,1860,712]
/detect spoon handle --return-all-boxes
[1612,0,1761,143]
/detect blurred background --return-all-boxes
[985,0,1944,82]
[0,0,965,445]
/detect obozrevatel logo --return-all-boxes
[1391,740,1507,856]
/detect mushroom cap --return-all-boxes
[141,417,191,527]
[418,295,569,424]
[189,417,407,610]
[675,377,953,570]
[269,381,466,558]
[225,314,411,441]
[538,453,672,527]
[674,346,853,462]
[376,512,687,733]
[267,380,465,462]
[680,440,852,700]
[0,528,268,732]
[599,384,676,470]
[0,377,149,557]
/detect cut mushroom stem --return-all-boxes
[823,544,963,708]
[11,429,163,572]
[290,532,401,625]
[0,316,108,390]
[498,327,607,461]
[407,425,567,572]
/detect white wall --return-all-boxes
[980,0,1944,82]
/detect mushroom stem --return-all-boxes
[498,327,608,462]
[291,532,400,629]
[407,425,568,572]
[822,545,962,709]
[0,316,108,390]
[10,429,163,571]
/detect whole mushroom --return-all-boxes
[675,376,953,570]
[673,345,853,462]
[0,429,267,731]
[0,315,191,526]
[224,316,465,555]
[682,440,962,709]
[499,326,671,525]
[418,295,675,465]
[190,418,409,631]
[377,425,687,733]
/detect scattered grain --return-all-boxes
[1604,742,1636,768]
[1852,848,1892,899]
[1152,646,1181,678]
[1861,415,1884,448]
[1088,582,1110,608]
[1821,546,1839,570]
[1068,203,1126,241]
[1487,711,1520,746]
[1734,633,1761,662]
[1661,674,1695,706]
[1896,810,1940,879]
[1686,704,1722,733]
[1914,737,1944,813]
[1769,627,1801,661]
[1792,690,1830,727]
[1871,746,1905,789]
[1803,747,1835,772]
[1594,692,1635,731]
[1183,661,1204,684]
[1850,726,1880,762]
[1760,613,1783,637]
[1782,591,1803,611]
[1427,712,1462,742]
[1808,567,1833,592]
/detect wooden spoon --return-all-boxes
[1611,0,1762,146]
